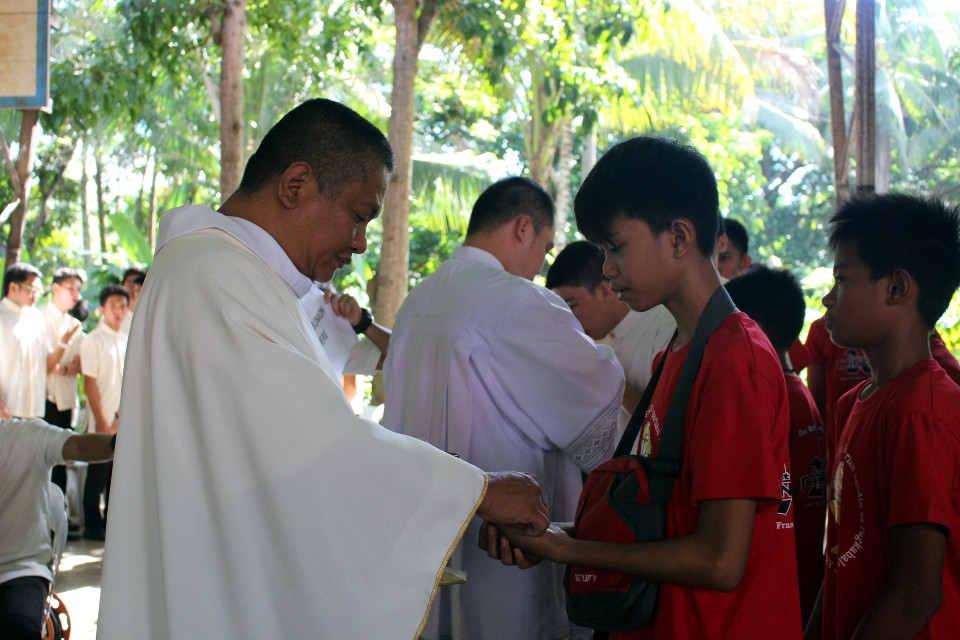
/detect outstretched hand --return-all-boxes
[476,471,550,536]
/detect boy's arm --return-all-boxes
[84,375,116,434]
[849,523,946,639]
[492,497,757,591]
[62,433,114,463]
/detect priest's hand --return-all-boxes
[476,471,549,536]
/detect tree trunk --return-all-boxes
[94,148,108,255]
[854,0,875,194]
[582,123,598,177]
[219,0,246,200]
[80,143,91,269]
[4,109,40,265]
[374,0,437,329]
[824,0,850,203]
[148,158,160,253]
[875,128,890,193]
[26,140,76,256]
[554,117,573,250]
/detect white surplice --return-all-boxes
[97,206,487,640]
[382,246,624,640]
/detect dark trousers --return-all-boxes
[44,400,73,492]
[83,461,113,532]
[0,576,49,640]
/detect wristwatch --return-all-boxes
[353,308,373,335]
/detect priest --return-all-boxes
[97,98,549,639]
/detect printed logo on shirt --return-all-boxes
[638,406,660,457]
[777,465,793,517]
[836,349,871,381]
[800,456,827,502]
[827,449,867,568]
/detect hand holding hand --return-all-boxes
[476,471,549,536]
[479,522,543,568]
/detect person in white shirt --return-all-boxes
[0,418,113,639]
[383,177,624,640]
[547,241,675,415]
[40,268,85,492]
[79,285,129,541]
[97,98,549,640]
[0,264,49,420]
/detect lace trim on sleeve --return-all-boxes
[562,380,623,473]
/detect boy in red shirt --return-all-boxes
[805,193,960,640]
[482,136,802,638]
[725,266,827,623]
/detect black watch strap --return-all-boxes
[353,308,373,334]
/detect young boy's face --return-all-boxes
[101,294,130,332]
[823,239,889,350]
[600,215,675,313]
[551,282,623,339]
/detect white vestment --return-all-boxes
[382,246,624,640]
[98,206,486,640]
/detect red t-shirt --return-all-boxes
[784,372,827,623]
[805,316,871,416]
[823,360,960,640]
[930,331,960,387]
[613,312,802,639]
[788,339,811,373]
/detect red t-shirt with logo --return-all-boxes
[612,312,801,639]
[823,360,960,640]
[784,372,827,623]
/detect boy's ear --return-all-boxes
[886,268,913,306]
[670,219,695,258]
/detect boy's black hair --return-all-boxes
[466,177,554,236]
[724,266,806,351]
[574,136,720,256]
[99,284,131,307]
[2,263,42,297]
[70,299,89,323]
[721,218,749,255]
[122,267,146,284]
[828,192,960,329]
[545,241,607,291]
[133,273,146,286]
[239,98,395,197]
[52,267,83,286]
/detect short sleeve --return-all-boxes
[686,322,787,505]
[80,335,100,378]
[885,411,960,533]
[804,317,830,367]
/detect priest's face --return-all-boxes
[299,166,388,282]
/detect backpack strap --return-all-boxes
[612,286,737,504]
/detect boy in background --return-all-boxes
[484,136,801,639]
[725,266,826,623]
[805,193,960,639]
[79,285,129,541]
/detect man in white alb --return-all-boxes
[97,99,550,640]
[0,264,49,421]
[383,178,625,640]
[546,241,675,417]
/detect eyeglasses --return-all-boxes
[19,284,44,296]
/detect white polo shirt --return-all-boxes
[0,298,48,418]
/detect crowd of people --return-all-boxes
[2,98,958,639]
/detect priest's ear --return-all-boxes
[277,162,313,209]
[511,214,536,245]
